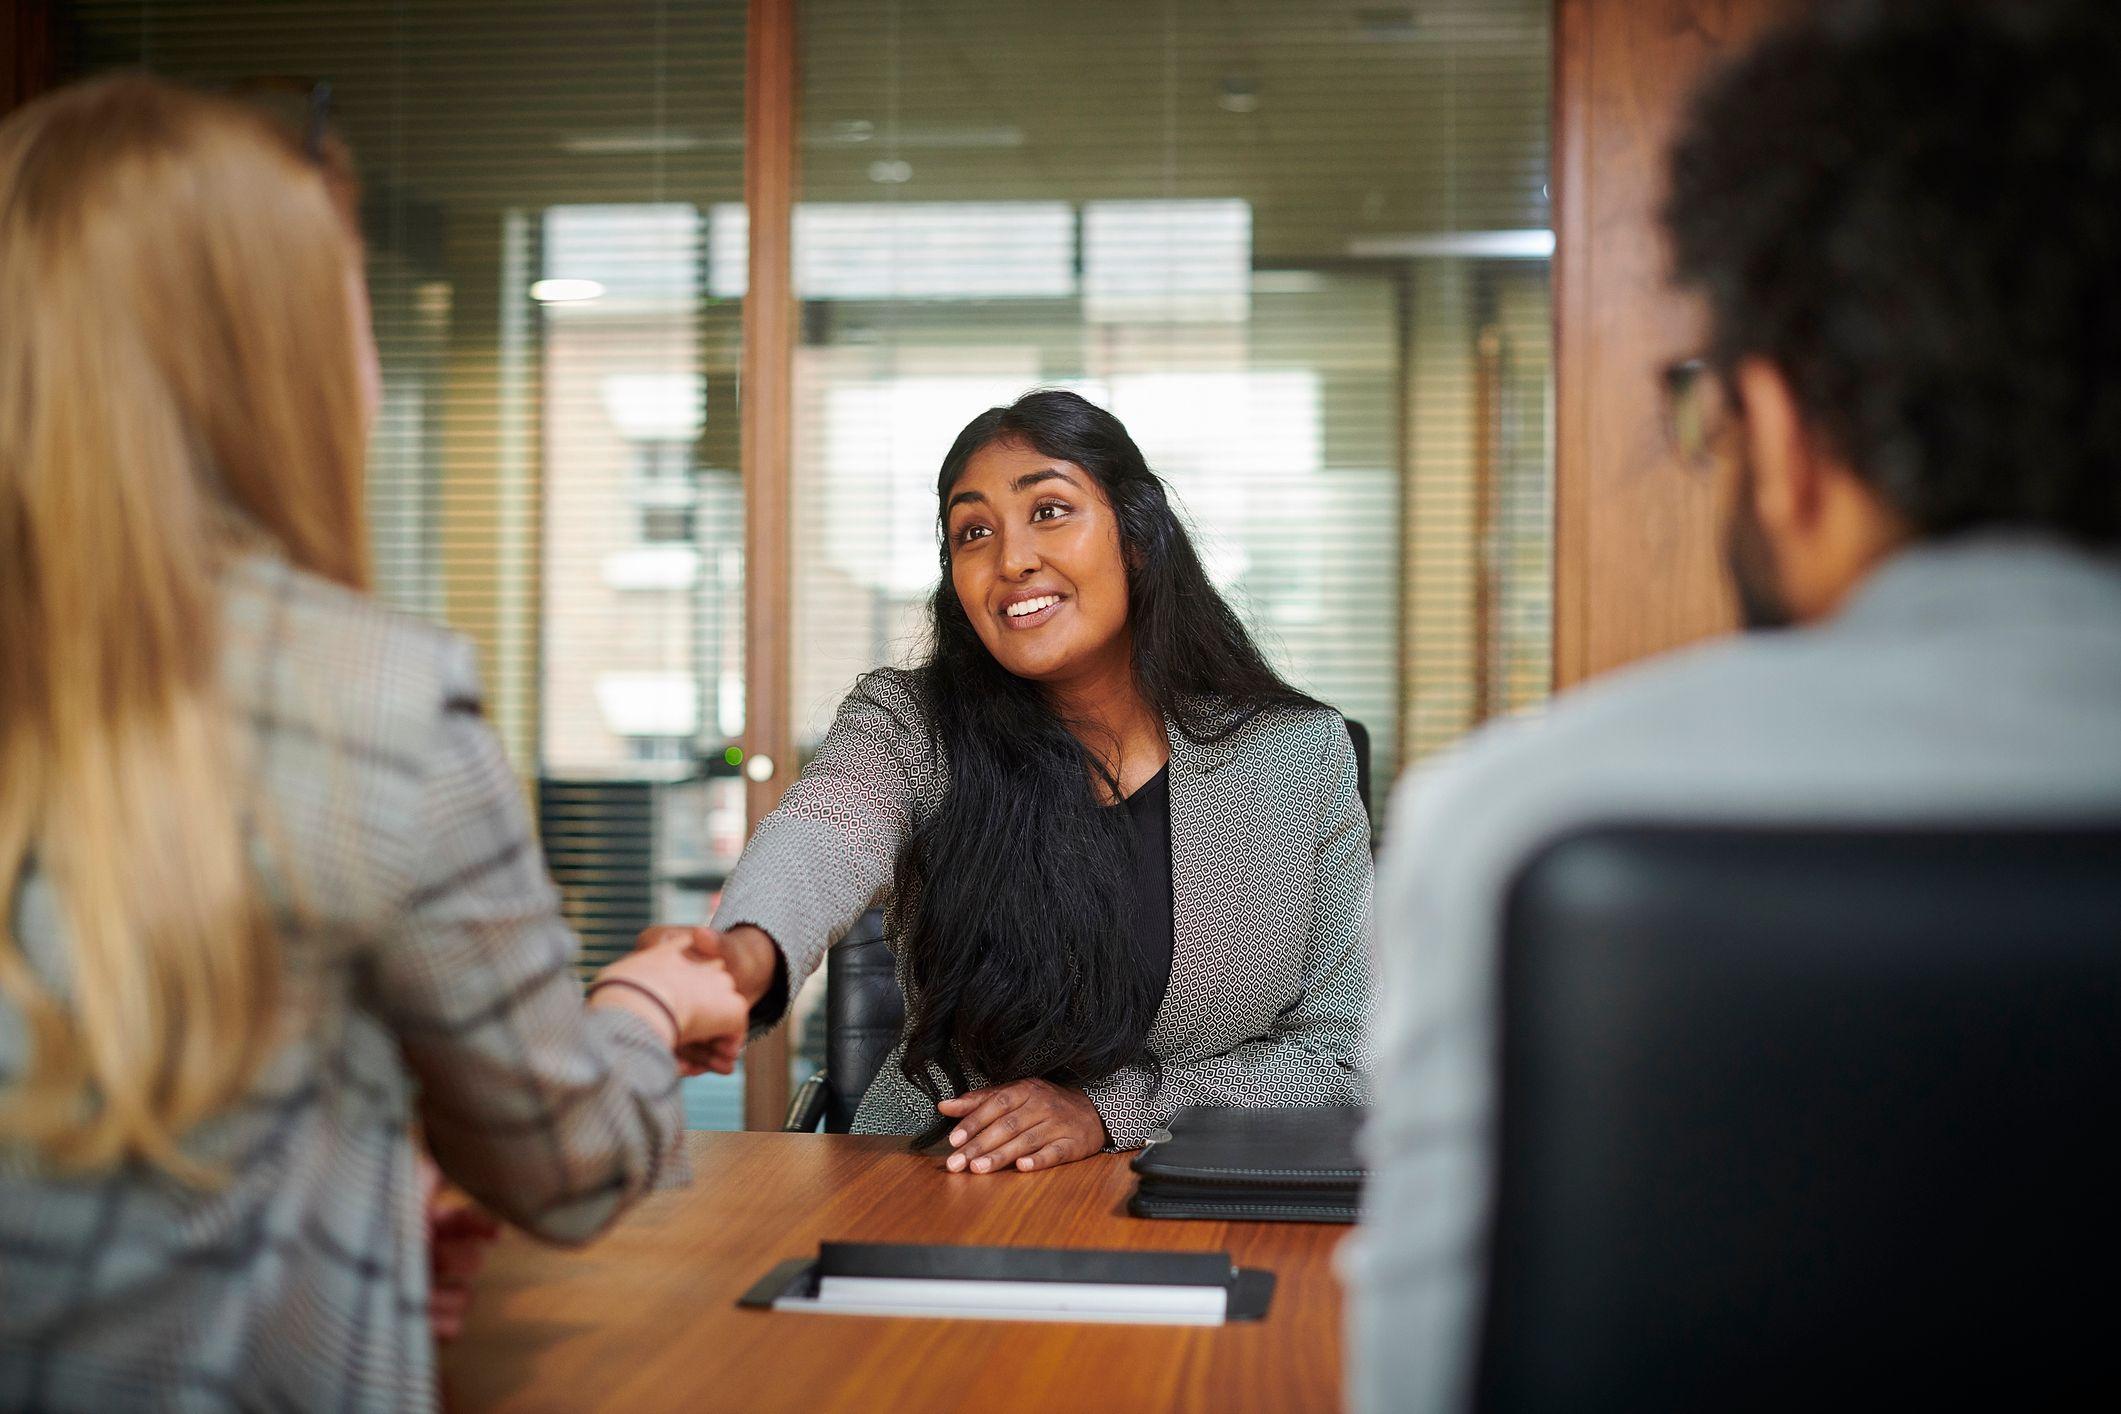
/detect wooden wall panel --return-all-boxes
[1552,0,1793,687]
[3,0,56,115]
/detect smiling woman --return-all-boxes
[695,390,1372,1174]
[942,441,1148,749]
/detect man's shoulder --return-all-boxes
[1426,634,1791,789]
[1385,632,1830,879]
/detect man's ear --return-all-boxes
[1734,357,1824,536]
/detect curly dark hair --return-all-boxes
[1663,0,2121,545]
[889,390,1320,1142]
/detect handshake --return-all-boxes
[581,922,1110,1177]
[585,923,780,1076]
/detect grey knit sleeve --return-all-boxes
[709,671,934,1028]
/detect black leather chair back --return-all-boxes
[1344,716,1373,828]
[1476,824,2121,1412]
[820,907,904,1133]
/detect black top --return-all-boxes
[1118,761,1176,1021]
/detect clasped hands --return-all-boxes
[590,924,1107,1173]
[586,923,781,1074]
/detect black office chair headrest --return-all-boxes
[1477,823,2121,1412]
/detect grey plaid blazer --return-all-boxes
[712,669,1372,1147]
[0,555,685,1413]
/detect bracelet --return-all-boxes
[586,976,681,1044]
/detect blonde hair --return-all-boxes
[0,75,371,1179]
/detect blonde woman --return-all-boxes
[0,76,743,1410]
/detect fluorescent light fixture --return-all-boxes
[529,278,606,303]
[1345,229,1555,259]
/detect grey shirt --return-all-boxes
[1344,535,2121,1413]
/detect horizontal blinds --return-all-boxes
[788,0,1554,802]
[60,0,753,1130]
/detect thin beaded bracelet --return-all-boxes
[585,976,681,1043]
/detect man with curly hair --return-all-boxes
[1348,3,2121,1409]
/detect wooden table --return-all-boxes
[443,1131,1348,1413]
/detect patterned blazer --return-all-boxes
[0,555,685,1413]
[712,669,1372,1148]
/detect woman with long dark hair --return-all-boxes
[701,389,1370,1172]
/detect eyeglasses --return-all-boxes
[1659,355,1734,471]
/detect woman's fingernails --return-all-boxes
[1018,1157,1033,1170]
[946,1153,964,1171]
[949,1129,965,1146]
[972,1159,989,1173]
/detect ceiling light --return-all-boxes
[1345,230,1556,260]
[530,278,606,303]
[868,159,913,184]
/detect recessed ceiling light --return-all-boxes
[530,278,606,303]
[868,159,913,184]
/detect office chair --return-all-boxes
[1345,716,1373,830]
[784,907,902,1133]
[1475,824,2121,1412]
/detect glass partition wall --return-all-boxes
[782,0,1554,1090]
[51,0,1551,1127]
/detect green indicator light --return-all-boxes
[723,746,744,767]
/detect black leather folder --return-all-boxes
[1128,1105,1366,1224]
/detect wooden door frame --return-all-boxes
[739,0,798,1131]
[1551,0,1791,688]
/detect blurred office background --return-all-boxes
[44,0,1553,1129]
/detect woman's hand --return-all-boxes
[420,1156,500,1343]
[937,1079,1109,1174]
[589,930,748,1075]
[642,924,781,1009]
